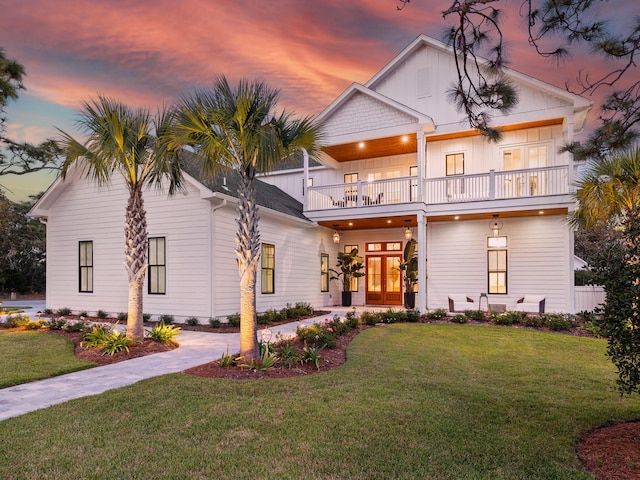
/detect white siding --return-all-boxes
[427,215,571,312]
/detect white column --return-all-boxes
[417,214,427,312]
[302,148,309,208]
[417,130,425,203]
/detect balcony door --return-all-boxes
[365,242,403,305]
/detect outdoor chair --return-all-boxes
[513,296,545,313]
[448,295,475,312]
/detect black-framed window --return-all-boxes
[487,236,507,294]
[148,237,166,295]
[79,241,93,293]
[446,153,464,176]
[261,243,275,294]
[321,253,329,292]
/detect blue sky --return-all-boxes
[1,0,636,202]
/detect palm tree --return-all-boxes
[57,95,183,342]
[171,76,321,361]
[570,146,640,228]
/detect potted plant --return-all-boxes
[398,239,418,309]
[329,248,365,307]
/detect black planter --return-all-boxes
[404,292,416,309]
[341,291,352,307]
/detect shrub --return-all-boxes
[491,311,525,325]
[45,317,67,330]
[43,308,53,315]
[158,314,174,325]
[405,309,420,322]
[542,313,575,331]
[285,302,314,319]
[56,307,72,316]
[325,316,349,336]
[296,323,337,349]
[582,320,604,336]
[451,314,468,324]
[257,308,283,325]
[149,321,180,345]
[380,308,406,324]
[81,324,113,348]
[117,312,127,321]
[96,310,108,319]
[227,313,240,327]
[4,314,32,328]
[464,310,488,322]
[344,309,360,329]
[142,313,152,321]
[360,311,382,326]
[426,308,448,320]
[79,311,89,318]
[521,314,546,328]
[63,320,88,333]
[185,316,200,326]
[209,317,222,328]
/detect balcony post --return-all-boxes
[357,180,363,207]
[489,169,496,200]
[417,130,425,204]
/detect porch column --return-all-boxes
[417,129,426,203]
[302,148,309,208]
[417,214,427,312]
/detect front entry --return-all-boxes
[366,254,402,305]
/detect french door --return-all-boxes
[366,254,402,305]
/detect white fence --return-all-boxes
[575,286,605,312]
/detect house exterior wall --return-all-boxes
[427,215,571,312]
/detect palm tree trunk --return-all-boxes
[237,165,260,361]
[124,186,147,342]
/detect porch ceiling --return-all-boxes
[319,215,416,231]
[322,133,417,162]
[426,207,568,222]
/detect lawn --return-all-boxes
[1,324,639,479]
[0,330,95,388]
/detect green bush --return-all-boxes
[344,309,360,329]
[45,317,67,330]
[63,320,88,333]
[451,314,468,324]
[117,312,127,321]
[4,314,32,328]
[56,307,72,316]
[227,313,240,327]
[491,311,525,325]
[464,310,488,322]
[521,314,546,328]
[360,311,382,326]
[185,316,200,326]
[426,308,448,320]
[257,308,284,325]
[79,311,89,318]
[101,333,131,356]
[81,325,112,348]
[285,302,314,319]
[209,318,221,328]
[142,313,152,321]
[542,313,575,331]
[43,308,53,315]
[405,309,420,322]
[149,321,180,345]
[96,310,108,319]
[296,323,337,349]
[276,341,303,368]
[158,314,174,325]
[380,308,406,324]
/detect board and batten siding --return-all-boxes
[427,215,571,312]
[44,172,212,319]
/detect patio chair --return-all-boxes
[513,296,545,313]
[448,295,475,313]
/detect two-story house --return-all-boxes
[31,34,591,319]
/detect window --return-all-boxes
[344,245,359,292]
[344,173,358,206]
[321,254,329,292]
[79,241,93,293]
[261,243,275,294]
[446,153,464,176]
[148,237,166,295]
[487,236,507,294]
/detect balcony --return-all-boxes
[306,165,569,211]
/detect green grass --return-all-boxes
[1,324,640,479]
[0,330,95,388]
[0,305,30,314]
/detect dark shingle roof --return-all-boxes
[180,151,310,222]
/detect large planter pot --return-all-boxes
[404,292,416,309]
[341,291,352,307]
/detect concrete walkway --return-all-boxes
[0,309,350,422]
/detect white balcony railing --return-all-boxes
[306,165,569,211]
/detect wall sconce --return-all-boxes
[404,220,413,241]
[332,224,341,244]
[489,215,503,236]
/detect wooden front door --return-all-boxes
[366,254,402,305]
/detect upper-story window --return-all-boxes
[446,153,464,176]
[502,143,549,170]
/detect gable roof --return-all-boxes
[180,152,309,222]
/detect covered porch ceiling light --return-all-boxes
[332,224,341,244]
[404,219,413,241]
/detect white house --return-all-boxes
[31,34,592,320]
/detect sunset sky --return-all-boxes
[1,0,637,201]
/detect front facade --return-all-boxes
[31,34,591,319]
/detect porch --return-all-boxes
[306,165,569,211]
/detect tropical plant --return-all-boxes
[170,76,321,361]
[148,321,180,345]
[398,239,418,292]
[57,95,184,342]
[329,248,365,292]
